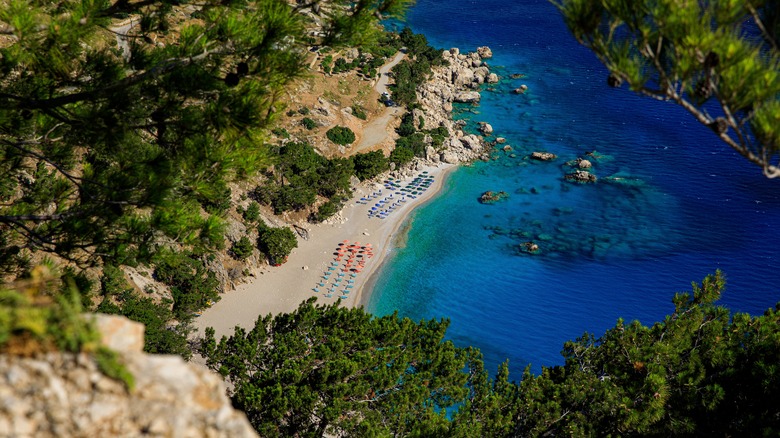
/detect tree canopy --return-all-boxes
[199,272,780,436]
[0,0,413,275]
[199,297,479,437]
[553,0,780,177]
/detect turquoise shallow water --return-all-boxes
[369,0,780,375]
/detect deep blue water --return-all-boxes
[369,0,780,376]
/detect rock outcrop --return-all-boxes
[415,47,498,164]
[530,151,558,161]
[0,314,258,438]
[565,170,598,183]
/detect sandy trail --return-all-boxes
[353,52,406,153]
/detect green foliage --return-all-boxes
[352,151,390,181]
[396,112,418,137]
[553,0,780,178]
[326,126,356,145]
[0,0,407,273]
[95,346,136,390]
[198,272,780,436]
[153,251,219,322]
[0,266,101,355]
[199,298,478,437]
[312,199,342,223]
[230,236,254,261]
[320,54,334,74]
[0,266,134,388]
[301,117,317,130]
[298,106,311,116]
[241,201,261,223]
[253,143,353,217]
[351,105,367,120]
[271,127,290,138]
[388,28,444,107]
[256,223,297,265]
[390,145,416,166]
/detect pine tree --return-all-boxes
[553,0,780,177]
[0,0,412,274]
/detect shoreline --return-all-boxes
[355,164,458,309]
[193,162,458,339]
[194,45,495,340]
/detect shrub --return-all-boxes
[242,201,261,223]
[298,107,311,115]
[302,117,317,130]
[313,200,341,222]
[271,127,290,138]
[153,251,220,321]
[326,126,356,145]
[352,151,389,181]
[257,224,298,265]
[352,105,367,120]
[230,236,254,261]
[390,146,415,166]
[396,112,417,137]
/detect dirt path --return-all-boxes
[352,52,406,154]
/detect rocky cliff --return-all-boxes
[0,314,257,438]
[417,46,497,164]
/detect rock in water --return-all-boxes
[530,151,558,161]
[479,191,509,204]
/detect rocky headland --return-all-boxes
[415,46,498,164]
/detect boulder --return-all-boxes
[513,84,529,94]
[578,159,592,169]
[453,91,481,103]
[440,150,460,164]
[530,151,557,161]
[461,134,483,150]
[521,241,540,254]
[0,315,258,438]
[478,122,493,136]
[425,146,437,161]
[486,73,499,84]
[477,46,493,59]
[565,170,598,183]
[495,137,506,144]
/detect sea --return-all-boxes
[368,0,780,376]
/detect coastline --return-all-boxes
[194,162,458,339]
[194,45,496,340]
[354,163,458,309]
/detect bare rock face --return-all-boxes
[0,315,258,438]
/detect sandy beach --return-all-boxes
[194,162,457,339]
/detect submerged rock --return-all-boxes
[478,190,509,204]
[520,241,539,254]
